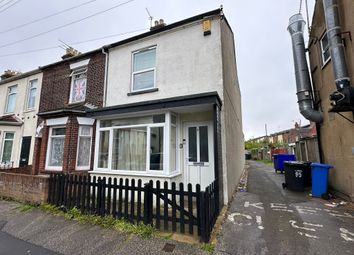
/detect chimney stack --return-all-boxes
[150,18,166,31]
[61,47,81,60]
[1,70,21,80]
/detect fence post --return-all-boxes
[199,191,208,242]
[143,181,153,225]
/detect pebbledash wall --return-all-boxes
[34,50,105,174]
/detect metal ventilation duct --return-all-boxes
[323,0,354,112]
[288,14,323,123]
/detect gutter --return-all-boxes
[101,47,109,108]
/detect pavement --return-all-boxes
[215,160,354,255]
[0,201,206,255]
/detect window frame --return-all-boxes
[76,125,93,170]
[1,132,15,163]
[94,112,180,177]
[5,85,17,114]
[131,46,157,93]
[69,67,88,104]
[320,32,331,66]
[27,79,38,110]
[45,126,66,171]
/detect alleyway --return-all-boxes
[215,161,354,255]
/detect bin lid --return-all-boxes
[284,161,311,166]
[311,163,334,168]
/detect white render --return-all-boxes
[0,71,42,167]
[105,18,224,106]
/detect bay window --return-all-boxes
[46,127,66,170]
[76,126,92,170]
[96,112,178,175]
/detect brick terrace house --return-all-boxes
[33,48,105,174]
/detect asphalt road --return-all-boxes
[215,160,354,255]
[0,230,60,255]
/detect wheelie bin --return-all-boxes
[282,161,312,192]
[273,154,296,173]
[311,163,333,198]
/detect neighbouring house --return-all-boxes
[288,0,354,200]
[87,8,245,206]
[34,48,105,174]
[0,69,42,171]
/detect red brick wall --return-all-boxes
[39,51,105,112]
[0,172,49,204]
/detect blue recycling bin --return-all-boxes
[273,154,296,173]
[311,163,333,198]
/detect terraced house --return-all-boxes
[87,8,244,205]
[0,69,42,171]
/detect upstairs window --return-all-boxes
[320,32,331,65]
[70,67,87,103]
[27,79,38,110]
[132,47,156,91]
[5,85,17,113]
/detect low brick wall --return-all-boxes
[0,172,49,204]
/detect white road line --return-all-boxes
[228,212,252,223]
[298,231,319,239]
[273,208,294,212]
[289,220,316,232]
[244,201,264,210]
[256,215,264,230]
[340,228,354,242]
[303,222,323,228]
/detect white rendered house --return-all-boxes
[88,9,244,205]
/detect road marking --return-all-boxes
[298,231,319,239]
[324,209,354,218]
[228,212,252,223]
[340,228,354,242]
[289,220,317,232]
[244,201,264,210]
[256,215,264,230]
[303,222,323,228]
[270,203,294,212]
[295,206,320,215]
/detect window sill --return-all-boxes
[321,58,331,70]
[89,169,181,178]
[127,88,158,96]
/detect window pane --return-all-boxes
[133,48,156,71]
[171,115,177,125]
[2,140,13,162]
[28,88,36,109]
[5,133,14,139]
[80,126,91,136]
[133,70,154,91]
[112,127,147,171]
[52,128,66,136]
[324,50,330,62]
[188,127,197,162]
[199,126,209,162]
[101,114,165,128]
[98,131,109,168]
[77,137,91,167]
[49,137,65,166]
[153,114,165,123]
[71,77,87,103]
[6,94,16,113]
[170,126,176,171]
[150,127,163,170]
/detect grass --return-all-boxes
[16,203,157,239]
[200,243,215,254]
[256,159,273,166]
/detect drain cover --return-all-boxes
[162,243,176,253]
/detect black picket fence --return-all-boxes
[47,174,219,242]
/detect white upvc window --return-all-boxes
[69,67,87,104]
[46,127,66,170]
[95,112,179,176]
[27,79,38,110]
[320,32,331,65]
[5,85,17,113]
[76,126,93,170]
[1,132,14,163]
[131,46,156,92]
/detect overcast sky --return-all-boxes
[0,0,316,140]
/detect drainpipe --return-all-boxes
[288,14,323,123]
[322,0,354,112]
[101,47,109,108]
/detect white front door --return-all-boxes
[184,122,214,190]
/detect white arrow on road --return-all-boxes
[340,228,354,242]
[244,201,264,210]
